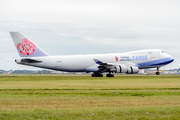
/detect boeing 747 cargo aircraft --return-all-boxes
[10,32,174,77]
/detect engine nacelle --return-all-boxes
[114,65,128,73]
[126,66,139,74]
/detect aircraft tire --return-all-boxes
[91,74,103,77]
[91,74,95,77]
[99,74,103,77]
[156,72,160,75]
[106,74,114,77]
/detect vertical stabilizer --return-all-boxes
[10,32,48,57]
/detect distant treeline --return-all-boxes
[0,70,52,74]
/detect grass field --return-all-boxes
[0,75,180,119]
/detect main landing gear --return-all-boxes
[91,73,103,77]
[156,67,160,75]
[106,72,114,77]
[106,74,114,77]
[91,72,114,77]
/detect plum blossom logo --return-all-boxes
[17,38,36,55]
[115,56,118,62]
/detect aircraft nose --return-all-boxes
[165,53,174,63]
[170,56,174,62]
[167,56,174,64]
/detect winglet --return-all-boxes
[93,59,103,64]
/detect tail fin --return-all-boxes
[10,32,48,57]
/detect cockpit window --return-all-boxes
[161,51,164,53]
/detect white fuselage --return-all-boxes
[16,49,174,72]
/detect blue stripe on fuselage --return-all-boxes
[135,57,174,69]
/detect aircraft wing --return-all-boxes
[93,59,116,66]
[93,59,136,67]
[93,59,138,74]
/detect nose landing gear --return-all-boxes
[156,67,160,75]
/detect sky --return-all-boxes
[0,0,180,70]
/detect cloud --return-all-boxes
[0,0,179,70]
[1,0,180,25]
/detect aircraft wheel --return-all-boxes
[99,74,103,77]
[91,74,103,77]
[156,72,160,75]
[106,74,114,77]
[91,74,95,77]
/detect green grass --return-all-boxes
[0,75,180,119]
[1,107,180,120]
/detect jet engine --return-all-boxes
[114,65,139,74]
[126,66,139,74]
[114,65,128,73]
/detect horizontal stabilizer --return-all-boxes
[20,58,42,63]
